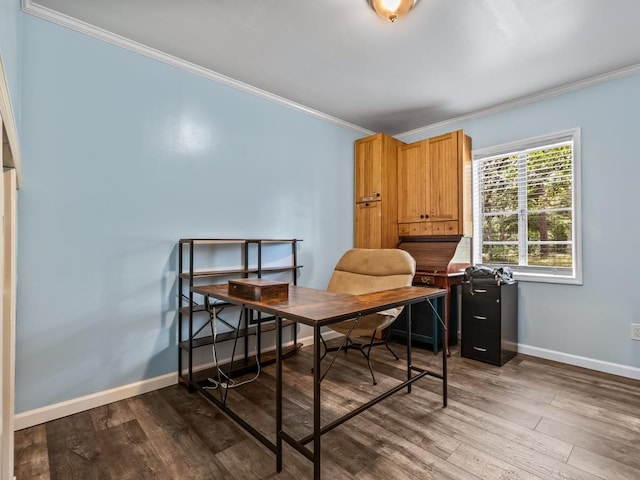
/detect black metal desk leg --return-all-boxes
[313,326,322,479]
[276,316,283,472]
[441,304,448,408]
[407,304,412,393]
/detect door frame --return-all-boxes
[0,54,21,480]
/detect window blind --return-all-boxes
[472,130,581,284]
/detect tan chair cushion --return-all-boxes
[326,249,416,337]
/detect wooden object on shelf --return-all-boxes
[397,130,472,237]
[354,132,405,248]
[228,278,289,302]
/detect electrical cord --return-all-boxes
[203,301,261,390]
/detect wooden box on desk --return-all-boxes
[228,278,289,302]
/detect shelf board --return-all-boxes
[179,301,235,315]
[180,268,259,279]
[179,319,296,350]
[180,265,301,279]
[179,304,207,315]
[258,342,302,364]
[180,342,303,385]
[260,265,303,274]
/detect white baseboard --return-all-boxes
[12,331,336,431]
[14,372,177,431]
[517,343,640,380]
[15,336,637,431]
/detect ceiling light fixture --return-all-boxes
[368,0,418,23]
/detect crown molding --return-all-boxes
[396,63,640,140]
[21,0,371,136]
[23,1,639,142]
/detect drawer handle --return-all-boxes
[473,346,487,352]
[473,315,487,320]
[474,289,487,293]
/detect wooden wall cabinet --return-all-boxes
[397,130,472,237]
[354,133,404,248]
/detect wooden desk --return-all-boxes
[190,284,447,480]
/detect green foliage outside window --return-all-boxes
[480,145,573,269]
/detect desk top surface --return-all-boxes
[192,284,445,326]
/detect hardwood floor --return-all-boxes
[14,342,640,479]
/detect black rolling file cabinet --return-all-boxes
[461,281,518,366]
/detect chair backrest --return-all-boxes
[327,248,416,296]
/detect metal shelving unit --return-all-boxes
[177,238,302,389]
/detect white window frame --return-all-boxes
[472,128,582,285]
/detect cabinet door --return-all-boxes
[355,201,382,248]
[428,132,459,222]
[398,140,429,224]
[355,135,382,203]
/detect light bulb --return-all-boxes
[369,0,417,23]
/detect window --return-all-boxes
[472,129,581,284]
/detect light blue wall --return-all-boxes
[0,0,21,122]
[15,15,363,412]
[400,73,640,375]
[11,9,640,414]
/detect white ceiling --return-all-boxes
[25,0,640,135]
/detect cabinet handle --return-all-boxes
[473,315,487,320]
[420,214,424,219]
[473,346,487,352]
[474,289,487,293]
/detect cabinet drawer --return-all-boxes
[414,222,432,235]
[432,220,459,235]
[462,310,501,330]
[461,325,500,365]
[400,222,432,235]
[463,295,501,324]
[463,282,502,299]
[414,275,448,288]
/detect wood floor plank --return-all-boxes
[449,361,558,404]
[159,384,249,455]
[515,358,640,404]
[214,438,280,480]
[94,419,170,480]
[441,400,574,462]
[446,382,543,430]
[550,393,640,433]
[358,397,461,461]
[446,443,544,480]
[336,411,478,480]
[424,400,603,480]
[89,399,137,432]
[13,424,51,480]
[567,445,640,480]
[44,411,106,480]
[13,344,640,480]
[514,396,640,446]
[126,391,233,479]
[437,358,640,449]
[535,416,640,471]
